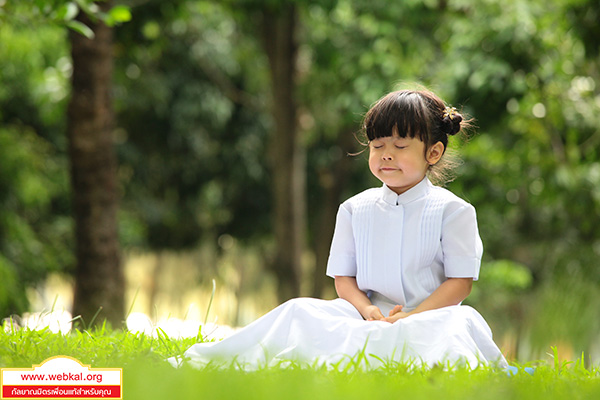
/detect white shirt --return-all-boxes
[326,177,483,312]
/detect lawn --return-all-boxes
[1,322,599,400]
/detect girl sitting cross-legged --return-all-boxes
[173,88,508,370]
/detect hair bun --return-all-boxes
[441,107,462,135]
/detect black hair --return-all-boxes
[363,90,463,150]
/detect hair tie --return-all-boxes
[443,107,458,120]
[441,106,462,135]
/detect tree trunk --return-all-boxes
[260,4,305,302]
[311,129,356,298]
[68,1,124,328]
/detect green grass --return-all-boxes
[1,324,599,400]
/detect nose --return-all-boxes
[382,152,393,161]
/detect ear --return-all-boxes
[426,141,445,165]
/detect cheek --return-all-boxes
[367,151,375,164]
[368,153,379,173]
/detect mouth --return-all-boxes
[380,167,398,172]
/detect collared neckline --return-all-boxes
[381,177,431,206]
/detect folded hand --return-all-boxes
[363,305,386,321]
[383,304,412,323]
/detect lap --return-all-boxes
[179,300,506,369]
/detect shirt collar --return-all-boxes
[381,177,431,206]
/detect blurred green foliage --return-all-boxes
[1,0,599,359]
[112,0,272,249]
[0,0,131,38]
[0,21,73,315]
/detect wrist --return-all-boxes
[406,309,418,316]
[360,304,376,317]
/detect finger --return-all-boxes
[389,305,403,316]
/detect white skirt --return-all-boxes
[174,297,507,370]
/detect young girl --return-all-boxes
[175,89,507,369]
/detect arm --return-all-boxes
[335,276,385,321]
[385,277,473,322]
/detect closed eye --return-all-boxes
[395,145,407,149]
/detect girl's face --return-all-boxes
[368,134,442,195]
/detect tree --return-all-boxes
[0,1,130,324]
[259,3,305,301]
[208,0,312,301]
[68,1,124,328]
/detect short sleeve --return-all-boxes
[325,205,357,278]
[441,204,483,280]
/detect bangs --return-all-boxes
[363,91,431,142]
